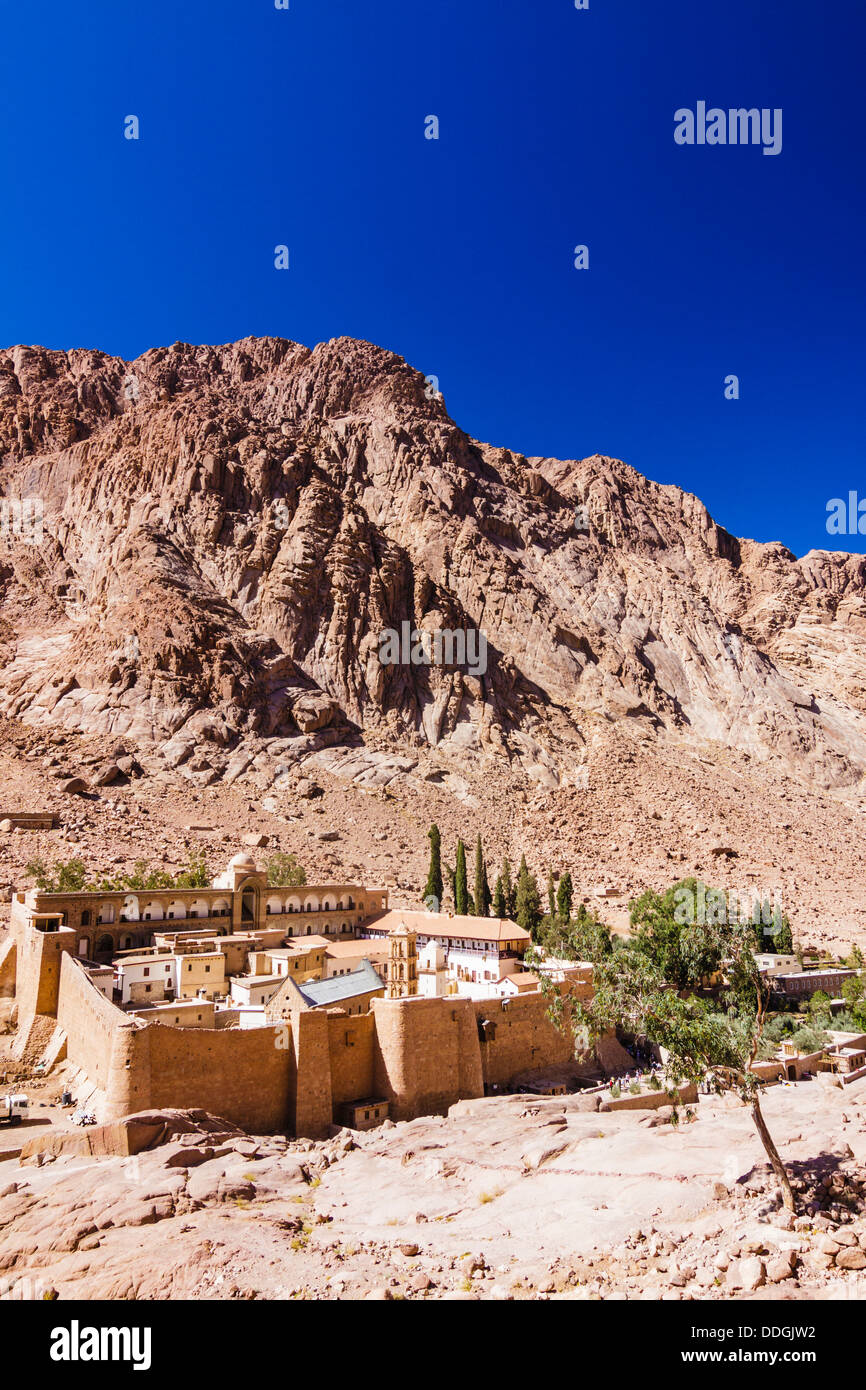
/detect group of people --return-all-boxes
[611,1060,664,1092]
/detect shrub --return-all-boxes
[267,852,307,887]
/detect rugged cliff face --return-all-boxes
[1,333,864,799]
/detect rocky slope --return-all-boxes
[0,335,865,944]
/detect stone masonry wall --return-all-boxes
[328,1011,376,1107]
[372,995,484,1120]
[472,994,575,1088]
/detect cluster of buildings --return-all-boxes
[0,850,594,1138]
[6,846,861,1141]
[14,853,591,1032]
[753,952,857,1003]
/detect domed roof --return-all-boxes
[229,852,257,870]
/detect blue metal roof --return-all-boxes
[299,958,385,1007]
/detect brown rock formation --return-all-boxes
[1,335,866,947]
[1,334,864,790]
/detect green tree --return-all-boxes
[807,989,831,1026]
[842,972,866,1014]
[120,861,173,890]
[515,855,542,939]
[24,857,54,891]
[455,839,469,916]
[551,925,797,1211]
[500,858,515,919]
[547,871,556,922]
[554,904,613,962]
[754,897,793,954]
[174,852,212,889]
[266,852,307,887]
[630,879,727,994]
[423,824,444,910]
[556,871,573,925]
[492,875,506,918]
[772,914,794,955]
[25,858,89,893]
[474,835,491,917]
[788,1023,829,1054]
[25,855,211,894]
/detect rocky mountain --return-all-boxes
[1,333,864,804]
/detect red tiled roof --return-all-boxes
[363,909,530,945]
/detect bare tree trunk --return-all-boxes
[751,1093,795,1213]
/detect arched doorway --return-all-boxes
[240,882,258,925]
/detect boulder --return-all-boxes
[91,763,120,787]
[836,1248,866,1271]
[728,1257,765,1291]
[832,1228,859,1248]
[766,1253,796,1283]
[295,779,323,800]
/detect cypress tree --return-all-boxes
[547,870,556,921]
[557,870,573,925]
[455,838,469,916]
[492,874,506,918]
[501,857,515,919]
[446,861,456,910]
[515,854,542,939]
[474,834,491,917]
[423,823,443,910]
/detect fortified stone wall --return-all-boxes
[472,994,575,1087]
[287,1010,332,1139]
[56,952,135,1100]
[328,1011,376,1107]
[144,1022,293,1133]
[0,934,16,998]
[12,915,588,1138]
[372,996,484,1120]
[14,923,77,1040]
[57,951,293,1130]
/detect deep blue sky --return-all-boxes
[0,0,863,557]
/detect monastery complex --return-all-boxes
[0,851,592,1139]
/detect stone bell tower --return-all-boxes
[385,921,418,999]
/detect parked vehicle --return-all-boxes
[0,1093,29,1126]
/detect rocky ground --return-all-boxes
[1,1078,865,1301]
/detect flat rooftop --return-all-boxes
[232,973,284,987]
